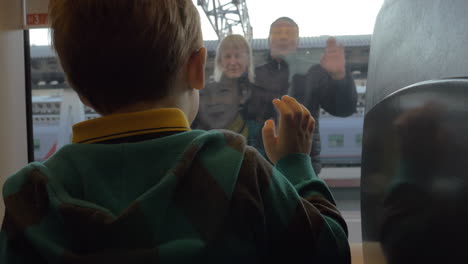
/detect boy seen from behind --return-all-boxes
[0,0,350,263]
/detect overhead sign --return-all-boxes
[24,0,50,28]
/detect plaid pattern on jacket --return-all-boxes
[1,130,350,263]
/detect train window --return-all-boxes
[328,134,345,148]
[26,0,385,246]
[356,134,363,146]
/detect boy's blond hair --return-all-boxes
[214,34,255,83]
[49,0,203,114]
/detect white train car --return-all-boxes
[32,95,98,161]
[31,95,365,164]
[319,115,364,166]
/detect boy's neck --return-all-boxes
[101,88,197,124]
[111,101,173,115]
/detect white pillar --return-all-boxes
[57,88,85,149]
[0,1,28,224]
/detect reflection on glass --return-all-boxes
[195,35,264,154]
[198,35,252,130]
[196,17,360,174]
[30,30,369,169]
[29,7,373,182]
[269,19,299,59]
[26,2,383,250]
[361,86,468,263]
[253,17,357,175]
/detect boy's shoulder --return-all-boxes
[190,128,268,164]
[2,129,265,200]
[192,129,258,166]
[2,162,50,199]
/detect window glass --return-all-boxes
[28,0,385,245]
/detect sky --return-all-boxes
[30,0,384,45]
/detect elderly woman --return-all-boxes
[196,34,264,153]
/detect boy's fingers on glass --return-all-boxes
[307,117,315,134]
[282,96,303,126]
[263,119,277,138]
[262,119,278,151]
[301,114,310,131]
[300,103,311,116]
[273,98,293,126]
[299,104,311,130]
[282,95,300,108]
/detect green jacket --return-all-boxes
[1,129,349,263]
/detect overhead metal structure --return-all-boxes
[197,0,253,41]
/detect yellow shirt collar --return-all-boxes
[72,108,191,144]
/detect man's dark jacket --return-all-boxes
[246,55,357,174]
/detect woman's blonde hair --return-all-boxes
[49,0,203,114]
[214,34,255,83]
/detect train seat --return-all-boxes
[361,79,468,263]
[362,0,468,263]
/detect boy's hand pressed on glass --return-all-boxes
[262,95,315,164]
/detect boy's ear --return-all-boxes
[187,47,207,90]
[78,95,92,108]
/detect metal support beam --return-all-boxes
[197,0,253,41]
